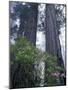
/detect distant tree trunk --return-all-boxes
[18,14,24,37]
[45,4,64,67]
[24,3,38,46]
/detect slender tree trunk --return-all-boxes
[18,14,24,37]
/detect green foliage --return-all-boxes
[10,37,37,63]
[10,37,41,88]
[42,53,64,86]
[10,37,65,88]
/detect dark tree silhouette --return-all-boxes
[23,3,38,46]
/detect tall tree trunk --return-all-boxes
[24,3,38,46]
[18,3,38,46]
[45,4,66,85]
[45,4,64,67]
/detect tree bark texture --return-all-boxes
[45,4,64,67]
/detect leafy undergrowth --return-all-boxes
[10,37,65,88]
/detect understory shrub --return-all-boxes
[10,37,65,88]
